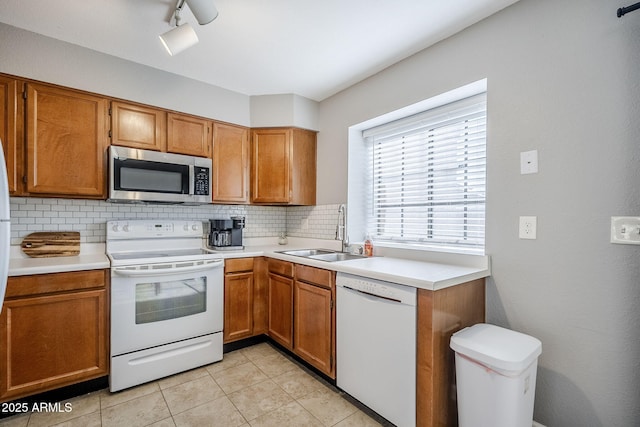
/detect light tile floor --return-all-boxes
[0,342,384,427]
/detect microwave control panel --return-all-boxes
[194,166,210,196]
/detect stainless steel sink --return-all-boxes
[276,248,367,262]
[277,249,336,257]
[308,252,367,262]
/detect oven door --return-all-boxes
[110,259,223,356]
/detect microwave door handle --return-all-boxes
[113,260,223,277]
[188,165,195,195]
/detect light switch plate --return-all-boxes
[520,150,538,174]
[519,216,537,239]
[611,216,640,245]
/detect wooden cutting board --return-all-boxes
[21,232,81,258]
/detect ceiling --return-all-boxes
[0,0,519,101]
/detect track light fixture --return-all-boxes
[185,0,219,25]
[159,0,218,56]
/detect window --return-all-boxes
[361,92,486,254]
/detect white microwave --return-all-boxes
[108,146,212,204]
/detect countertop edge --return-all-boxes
[234,247,490,291]
[8,242,490,290]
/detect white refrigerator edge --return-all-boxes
[0,138,10,314]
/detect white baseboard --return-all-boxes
[533,422,546,427]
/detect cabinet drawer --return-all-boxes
[268,259,293,278]
[225,258,254,274]
[295,264,334,289]
[6,270,107,299]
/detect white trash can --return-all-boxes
[450,323,542,427]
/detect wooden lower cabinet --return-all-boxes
[293,265,335,378]
[267,259,294,350]
[252,257,269,336]
[416,279,485,427]
[0,270,109,402]
[223,257,268,343]
[224,258,254,343]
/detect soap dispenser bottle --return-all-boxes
[364,233,374,257]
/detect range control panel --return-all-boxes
[107,220,203,240]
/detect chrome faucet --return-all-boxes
[336,204,348,252]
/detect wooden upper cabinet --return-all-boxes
[110,101,166,151]
[0,76,22,195]
[167,112,212,157]
[25,83,108,198]
[212,122,249,203]
[251,127,317,205]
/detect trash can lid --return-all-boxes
[450,323,542,376]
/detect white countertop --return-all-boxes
[8,238,490,291]
[8,243,110,277]
[242,245,489,291]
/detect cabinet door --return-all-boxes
[0,289,108,401]
[252,257,269,335]
[294,280,334,377]
[268,272,293,349]
[251,128,317,205]
[212,122,249,203]
[224,271,254,343]
[167,112,211,157]
[0,76,21,195]
[110,101,166,151]
[289,128,317,205]
[251,128,291,204]
[26,83,108,198]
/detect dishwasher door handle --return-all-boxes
[341,285,403,304]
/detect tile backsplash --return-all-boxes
[286,204,342,239]
[8,197,343,245]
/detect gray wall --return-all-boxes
[318,0,640,425]
[0,24,320,129]
[0,24,251,126]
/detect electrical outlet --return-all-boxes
[519,216,537,239]
[611,216,640,245]
[520,150,538,174]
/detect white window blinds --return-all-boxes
[363,93,487,253]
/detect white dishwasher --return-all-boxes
[336,272,417,427]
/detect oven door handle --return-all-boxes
[112,260,223,277]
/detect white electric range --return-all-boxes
[106,219,224,392]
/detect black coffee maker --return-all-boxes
[209,216,245,250]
